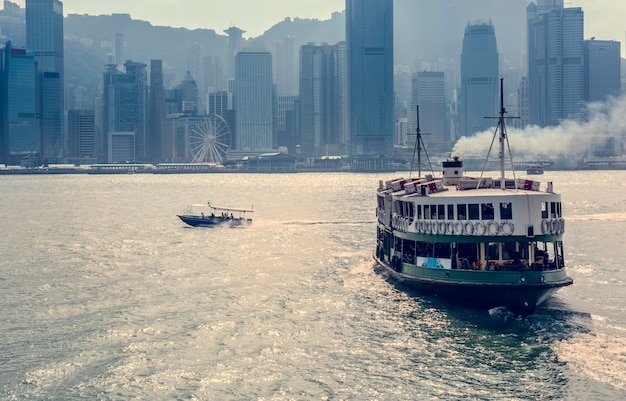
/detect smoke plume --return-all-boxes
[453,94,626,161]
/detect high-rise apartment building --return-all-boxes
[460,20,499,136]
[234,51,274,151]
[527,1,584,127]
[584,39,621,103]
[346,0,394,156]
[26,0,64,162]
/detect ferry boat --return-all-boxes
[526,164,544,175]
[374,80,572,312]
[178,202,253,227]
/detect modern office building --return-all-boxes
[2,42,39,164]
[207,90,229,117]
[178,71,199,115]
[346,0,394,156]
[26,0,64,162]
[299,43,346,157]
[100,61,148,162]
[460,20,499,137]
[584,39,621,103]
[39,71,62,162]
[114,31,124,65]
[274,36,298,96]
[234,51,274,151]
[276,95,299,154]
[224,26,246,81]
[412,71,447,151]
[527,0,584,127]
[67,109,95,160]
[148,59,165,163]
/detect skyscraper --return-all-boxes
[100,61,148,162]
[584,39,621,103]
[3,43,39,164]
[527,1,584,127]
[274,36,298,96]
[413,71,447,151]
[346,0,394,156]
[224,26,246,81]
[67,109,95,160]
[460,20,499,136]
[26,0,64,162]
[234,51,273,151]
[148,60,165,163]
[299,43,342,157]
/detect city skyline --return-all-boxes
[8,0,626,52]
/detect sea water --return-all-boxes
[0,171,624,400]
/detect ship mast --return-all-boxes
[409,105,434,178]
[480,78,519,189]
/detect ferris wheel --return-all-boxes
[189,114,231,164]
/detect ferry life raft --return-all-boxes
[374,80,572,313]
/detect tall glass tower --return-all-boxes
[3,43,39,161]
[26,0,64,162]
[527,1,584,127]
[460,20,499,136]
[346,0,394,156]
[234,52,274,151]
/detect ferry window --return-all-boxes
[481,203,495,220]
[447,204,455,220]
[417,205,422,219]
[424,205,430,219]
[487,243,500,260]
[457,204,467,220]
[402,239,415,264]
[500,202,513,220]
[438,205,446,220]
[430,205,437,220]
[409,203,415,220]
[541,202,548,219]
[468,203,480,220]
[550,202,557,218]
[557,202,562,217]
[434,242,449,259]
[416,241,429,257]
[394,236,403,252]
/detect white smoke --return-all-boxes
[453,94,626,161]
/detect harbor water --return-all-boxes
[0,171,624,400]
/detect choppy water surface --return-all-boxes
[0,171,624,400]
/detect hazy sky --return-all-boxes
[11,0,626,46]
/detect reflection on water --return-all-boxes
[0,171,624,399]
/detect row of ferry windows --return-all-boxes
[542,201,562,219]
[393,200,563,221]
[393,201,512,221]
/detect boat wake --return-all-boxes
[281,220,373,226]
